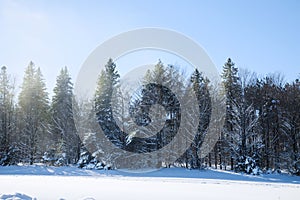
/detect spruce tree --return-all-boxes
[188,69,211,169]
[51,67,79,165]
[138,61,184,167]
[18,62,50,164]
[0,66,15,165]
[283,79,300,174]
[95,58,120,115]
[221,58,242,170]
[94,58,121,166]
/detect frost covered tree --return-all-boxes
[245,73,289,172]
[94,58,121,167]
[219,62,263,173]
[51,67,80,165]
[17,62,50,164]
[221,58,242,170]
[95,58,120,117]
[180,69,211,169]
[279,79,300,175]
[0,66,16,165]
[139,62,183,167]
[232,69,261,174]
[255,74,285,171]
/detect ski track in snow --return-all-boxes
[0,166,300,200]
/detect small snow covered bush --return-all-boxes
[235,155,261,175]
[0,146,21,166]
[77,150,106,170]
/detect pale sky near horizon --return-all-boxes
[0,0,299,95]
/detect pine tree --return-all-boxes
[221,58,242,170]
[142,61,169,156]
[95,58,120,114]
[0,66,11,151]
[245,73,287,172]
[187,69,211,169]
[51,67,80,165]
[0,66,15,165]
[18,62,50,164]
[134,61,187,168]
[94,58,121,167]
[282,79,300,174]
[256,75,285,171]
[220,69,261,174]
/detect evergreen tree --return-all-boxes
[18,62,50,164]
[187,69,211,169]
[0,66,15,165]
[94,58,121,167]
[234,80,261,173]
[282,79,300,174]
[135,61,187,168]
[256,75,285,171]
[221,58,242,170]
[95,58,120,114]
[51,67,80,165]
[142,61,170,155]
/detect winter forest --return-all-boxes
[0,58,299,176]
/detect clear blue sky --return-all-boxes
[0,0,299,94]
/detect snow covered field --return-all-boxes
[0,166,300,200]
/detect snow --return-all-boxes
[0,166,300,200]
[0,193,35,200]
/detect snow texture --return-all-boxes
[0,165,299,200]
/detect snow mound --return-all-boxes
[0,193,36,200]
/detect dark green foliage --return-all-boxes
[0,58,299,176]
[0,66,15,165]
[51,67,80,165]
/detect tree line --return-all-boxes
[0,62,80,166]
[0,58,299,175]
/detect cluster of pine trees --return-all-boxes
[0,62,80,166]
[0,58,299,175]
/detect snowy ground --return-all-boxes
[0,166,300,200]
